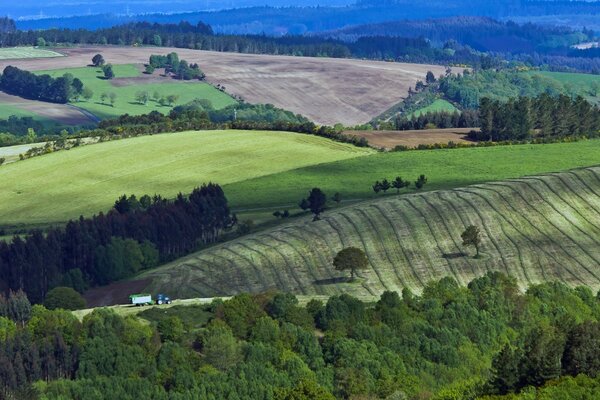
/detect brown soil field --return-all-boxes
[0,46,449,126]
[0,92,96,125]
[346,128,477,149]
[84,278,152,308]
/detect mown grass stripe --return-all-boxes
[370,202,426,290]
[221,245,283,292]
[335,211,392,292]
[198,253,255,293]
[490,181,600,269]
[355,207,408,290]
[237,239,294,292]
[476,185,594,285]
[451,188,539,286]
[401,196,467,286]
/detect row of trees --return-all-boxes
[3,272,600,398]
[0,66,85,104]
[476,93,600,141]
[372,175,427,194]
[0,184,234,303]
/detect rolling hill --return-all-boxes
[138,166,600,301]
[0,130,373,226]
[0,47,448,126]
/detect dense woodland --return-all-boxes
[0,66,86,104]
[1,273,600,399]
[0,184,234,304]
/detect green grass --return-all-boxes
[0,130,373,226]
[410,99,458,118]
[141,165,600,301]
[0,47,63,60]
[529,71,600,102]
[223,139,600,210]
[37,65,237,119]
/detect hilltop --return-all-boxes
[137,166,600,301]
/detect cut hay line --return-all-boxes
[137,167,600,301]
[473,185,592,285]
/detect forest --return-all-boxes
[0,184,234,304]
[1,273,600,399]
[0,66,85,104]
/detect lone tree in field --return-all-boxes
[301,188,327,221]
[461,225,482,258]
[108,92,117,107]
[92,54,105,67]
[102,64,115,79]
[415,174,428,190]
[426,70,437,84]
[333,247,369,281]
[392,176,410,193]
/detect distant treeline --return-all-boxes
[0,184,234,303]
[0,66,85,104]
[476,94,600,141]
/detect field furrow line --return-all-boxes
[450,188,540,286]
[476,185,594,285]
[309,218,378,296]
[355,207,407,291]
[489,181,600,268]
[420,195,479,276]
[222,244,283,292]
[237,239,294,292]
[335,211,391,292]
[402,196,466,285]
[370,202,425,290]
[198,253,255,293]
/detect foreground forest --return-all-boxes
[2,273,600,399]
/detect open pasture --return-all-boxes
[0,130,373,226]
[0,47,63,60]
[0,46,450,125]
[140,166,600,300]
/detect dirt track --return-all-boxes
[346,128,476,149]
[0,46,449,126]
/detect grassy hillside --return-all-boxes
[223,139,600,210]
[37,65,237,119]
[0,130,373,226]
[0,47,63,60]
[140,166,600,300]
[410,99,458,117]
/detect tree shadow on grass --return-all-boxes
[314,277,352,286]
[442,252,467,259]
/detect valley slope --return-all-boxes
[139,166,600,300]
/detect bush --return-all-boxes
[44,287,86,310]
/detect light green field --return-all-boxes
[410,99,458,118]
[0,104,40,120]
[0,130,373,226]
[223,139,600,210]
[0,47,63,60]
[530,71,600,101]
[141,166,600,300]
[37,65,237,119]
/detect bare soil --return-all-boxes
[0,92,96,125]
[0,46,449,126]
[84,278,152,307]
[346,128,476,149]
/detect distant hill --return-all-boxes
[139,166,600,300]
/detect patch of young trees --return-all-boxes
[395,109,479,130]
[0,184,234,303]
[372,176,418,194]
[0,66,85,104]
[148,52,205,81]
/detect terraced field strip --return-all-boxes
[140,167,600,299]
